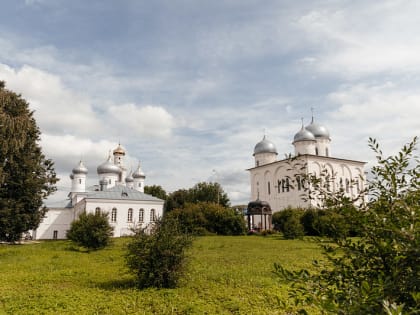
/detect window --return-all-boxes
[138,182,141,188]
[53,230,58,239]
[150,209,156,222]
[127,208,133,222]
[315,147,319,155]
[95,207,101,215]
[356,179,360,193]
[345,179,350,193]
[79,179,82,184]
[286,178,290,192]
[340,178,344,190]
[256,160,260,167]
[281,179,285,193]
[108,179,111,184]
[277,180,281,193]
[326,148,329,157]
[111,208,117,222]
[267,182,271,195]
[297,176,301,191]
[139,208,144,222]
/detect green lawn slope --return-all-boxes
[0,235,322,314]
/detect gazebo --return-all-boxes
[246,200,272,231]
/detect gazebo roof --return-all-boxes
[246,200,272,215]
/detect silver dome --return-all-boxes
[72,160,88,175]
[253,136,278,156]
[97,155,121,175]
[293,127,316,143]
[125,172,134,183]
[132,163,145,178]
[305,118,330,139]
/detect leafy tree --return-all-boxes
[165,188,190,212]
[66,212,114,250]
[144,185,167,200]
[0,81,58,242]
[189,182,230,207]
[274,137,420,314]
[165,182,230,212]
[125,216,193,288]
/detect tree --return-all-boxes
[275,137,420,314]
[0,81,58,242]
[144,185,167,200]
[165,182,230,212]
[66,212,114,250]
[125,216,193,288]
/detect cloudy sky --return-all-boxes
[1,0,419,206]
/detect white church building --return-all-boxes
[33,144,164,240]
[247,116,366,224]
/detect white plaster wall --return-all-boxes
[83,199,164,237]
[249,155,365,213]
[254,152,277,167]
[34,208,74,240]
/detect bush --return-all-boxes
[275,137,420,314]
[125,216,193,288]
[167,202,247,235]
[272,208,305,239]
[66,212,114,250]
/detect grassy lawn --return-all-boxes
[0,235,323,314]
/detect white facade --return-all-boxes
[35,144,164,240]
[248,117,366,213]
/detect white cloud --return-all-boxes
[296,2,420,78]
[0,64,102,135]
[107,103,176,138]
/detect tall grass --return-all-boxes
[0,236,322,314]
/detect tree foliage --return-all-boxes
[167,202,246,235]
[125,216,193,289]
[144,185,167,201]
[165,182,230,212]
[0,81,58,242]
[274,137,420,314]
[66,212,114,250]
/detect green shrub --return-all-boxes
[275,137,420,314]
[66,212,114,250]
[125,216,193,288]
[167,202,247,235]
[272,208,305,239]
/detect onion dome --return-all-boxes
[113,143,126,156]
[305,117,330,139]
[72,160,88,175]
[253,135,278,156]
[132,163,145,179]
[97,154,121,175]
[125,172,134,183]
[293,127,316,143]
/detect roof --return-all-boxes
[84,185,164,202]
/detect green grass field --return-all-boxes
[0,235,323,314]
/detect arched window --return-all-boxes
[315,147,319,155]
[267,182,271,195]
[138,182,141,188]
[256,160,260,167]
[326,148,329,157]
[150,209,156,222]
[139,208,144,222]
[296,176,301,191]
[277,180,281,193]
[79,179,82,184]
[345,179,350,193]
[95,207,101,215]
[356,179,360,193]
[340,178,344,190]
[127,208,133,222]
[111,208,117,222]
[286,178,290,192]
[108,178,111,184]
